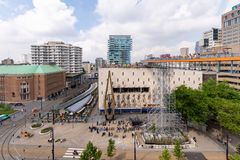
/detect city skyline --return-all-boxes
[0,0,238,63]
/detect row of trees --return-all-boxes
[174,79,240,134]
[80,139,184,160]
[159,140,184,160]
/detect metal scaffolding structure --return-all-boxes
[145,67,186,136]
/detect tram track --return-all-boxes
[0,117,26,160]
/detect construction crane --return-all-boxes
[104,70,116,121]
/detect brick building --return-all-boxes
[0,65,65,103]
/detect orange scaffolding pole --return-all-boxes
[144,56,240,63]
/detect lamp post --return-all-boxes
[133,131,136,160]
[226,134,229,160]
[51,128,55,160]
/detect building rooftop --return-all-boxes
[0,64,64,75]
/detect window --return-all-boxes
[188,77,190,81]
[198,77,201,81]
[153,81,155,85]
[12,92,15,97]
[143,81,145,85]
[193,72,195,75]
[117,78,119,82]
[133,72,134,76]
[193,80,195,84]
[153,72,155,75]
[133,81,134,85]
[183,72,185,75]
[178,77,180,81]
[183,81,185,84]
[112,72,114,76]
[122,81,124,85]
[122,72,124,76]
[173,81,175,84]
[138,78,140,82]
[143,72,145,76]
[127,78,129,82]
[148,78,150,82]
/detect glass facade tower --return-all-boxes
[108,35,132,65]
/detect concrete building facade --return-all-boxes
[98,68,203,112]
[31,41,82,73]
[2,58,14,65]
[82,61,91,74]
[199,28,222,53]
[222,4,240,46]
[0,65,65,103]
[108,35,132,65]
[95,58,106,71]
[180,48,189,57]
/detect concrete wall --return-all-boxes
[98,68,203,110]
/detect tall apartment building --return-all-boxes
[31,41,82,73]
[108,35,132,65]
[221,3,240,53]
[199,28,222,53]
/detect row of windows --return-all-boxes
[17,76,32,79]
[113,87,149,93]
[111,71,197,77]
[0,95,4,101]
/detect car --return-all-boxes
[55,139,60,142]
[48,138,53,143]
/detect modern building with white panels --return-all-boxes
[98,68,203,112]
[31,41,82,73]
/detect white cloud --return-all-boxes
[0,0,76,61]
[76,0,227,62]
[0,0,235,63]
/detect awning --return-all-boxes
[66,95,92,113]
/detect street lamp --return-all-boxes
[226,134,229,160]
[37,97,43,111]
[133,131,137,160]
[50,128,55,160]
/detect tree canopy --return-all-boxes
[107,139,116,159]
[159,148,171,160]
[80,141,102,160]
[173,79,240,134]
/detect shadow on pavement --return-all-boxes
[185,152,207,160]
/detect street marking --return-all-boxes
[63,148,84,159]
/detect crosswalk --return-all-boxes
[63,148,84,159]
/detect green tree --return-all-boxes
[236,144,240,154]
[174,79,240,134]
[159,148,171,160]
[107,139,116,159]
[80,141,102,160]
[229,154,240,160]
[174,85,209,124]
[173,140,183,160]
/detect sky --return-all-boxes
[0,0,239,63]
